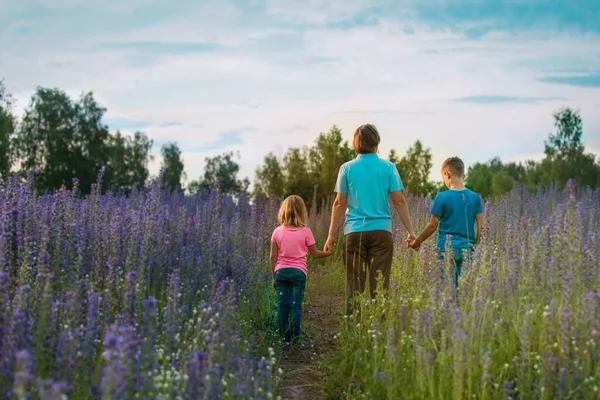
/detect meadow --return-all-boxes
[324,181,600,399]
[0,171,283,399]
[1,171,599,399]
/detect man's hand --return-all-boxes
[324,235,335,253]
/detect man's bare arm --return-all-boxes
[389,190,415,238]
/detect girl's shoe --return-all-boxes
[282,342,291,351]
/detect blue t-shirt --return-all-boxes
[431,189,483,251]
[334,154,404,235]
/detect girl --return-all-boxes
[270,195,332,350]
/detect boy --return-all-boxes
[408,157,484,287]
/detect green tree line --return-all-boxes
[2,80,599,199]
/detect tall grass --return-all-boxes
[324,182,600,399]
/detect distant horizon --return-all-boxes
[3,0,599,184]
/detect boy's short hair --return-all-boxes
[278,195,308,227]
[353,124,380,154]
[442,157,465,177]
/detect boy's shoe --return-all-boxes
[282,342,291,351]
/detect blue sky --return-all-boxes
[1,0,599,183]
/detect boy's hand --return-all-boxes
[406,234,420,250]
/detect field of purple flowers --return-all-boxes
[3,170,599,400]
[324,181,600,399]
[0,171,287,399]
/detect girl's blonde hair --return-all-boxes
[278,195,308,227]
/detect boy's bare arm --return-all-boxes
[411,214,440,248]
[475,213,484,245]
[308,244,333,259]
[390,191,415,238]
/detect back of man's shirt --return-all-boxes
[335,154,403,235]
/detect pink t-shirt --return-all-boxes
[271,226,316,276]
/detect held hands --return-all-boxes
[406,233,420,251]
[324,235,335,254]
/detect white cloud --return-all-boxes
[2,0,600,185]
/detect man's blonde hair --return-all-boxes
[353,124,380,154]
[278,195,308,227]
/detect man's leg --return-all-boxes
[367,231,394,299]
[343,232,368,315]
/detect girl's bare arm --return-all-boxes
[308,244,333,259]
[270,242,278,275]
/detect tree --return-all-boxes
[540,107,600,189]
[466,163,494,198]
[491,170,514,198]
[254,126,356,204]
[0,80,14,180]
[160,142,185,190]
[282,147,314,203]
[105,131,154,192]
[254,152,285,199]
[394,140,435,196]
[189,151,249,194]
[311,126,355,202]
[13,88,110,194]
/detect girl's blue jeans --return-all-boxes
[274,268,306,343]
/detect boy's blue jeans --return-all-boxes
[274,268,306,343]
[439,247,473,287]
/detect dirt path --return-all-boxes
[277,265,345,400]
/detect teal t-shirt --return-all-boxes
[334,154,404,235]
[431,189,483,250]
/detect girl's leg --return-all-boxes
[274,271,292,343]
[289,269,307,343]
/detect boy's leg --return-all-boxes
[343,232,368,315]
[452,249,465,287]
[366,231,394,299]
[274,270,292,343]
[289,269,307,343]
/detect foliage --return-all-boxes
[282,147,316,203]
[160,142,185,190]
[188,151,250,194]
[12,88,110,194]
[466,163,494,198]
[0,80,14,180]
[390,140,435,197]
[10,86,156,194]
[491,170,514,198]
[0,173,279,398]
[310,126,355,202]
[539,108,600,190]
[105,131,154,192]
[254,152,285,200]
[324,182,600,399]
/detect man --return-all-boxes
[325,124,415,315]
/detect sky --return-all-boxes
[1,0,599,185]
